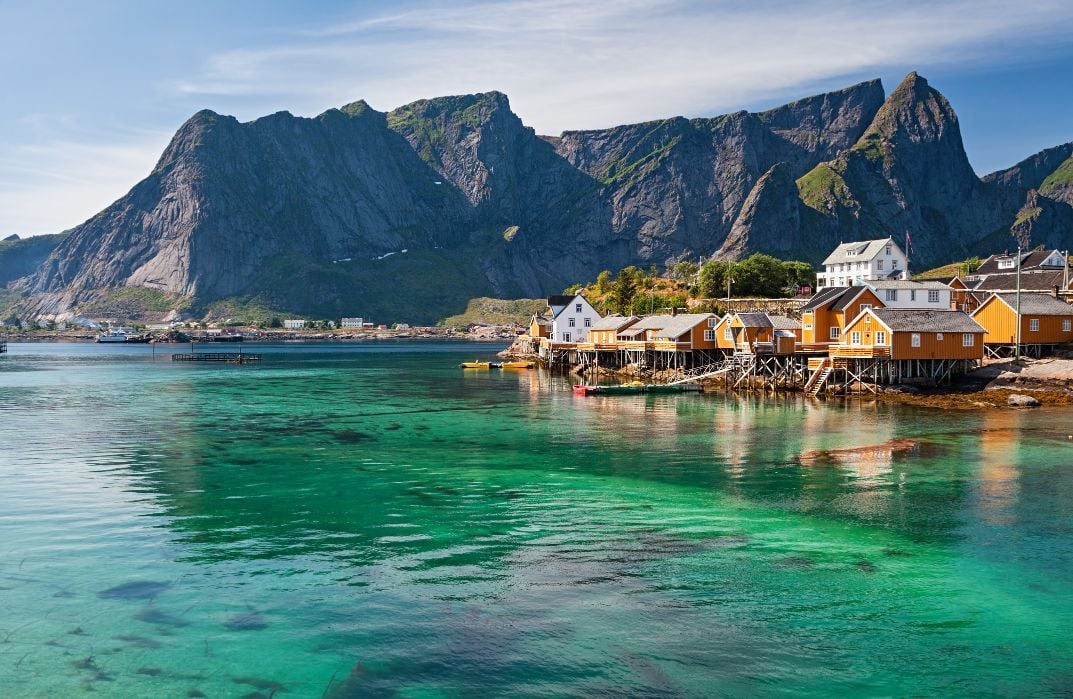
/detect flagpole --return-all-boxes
[1015,245,1022,361]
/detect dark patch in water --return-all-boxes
[73,656,98,671]
[882,548,910,557]
[98,580,169,600]
[855,560,878,573]
[233,676,287,692]
[225,612,269,631]
[69,626,87,636]
[137,667,163,676]
[113,634,163,649]
[415,424,429,431]
[332,429,374,444]
[135,605,189,627]
[52,590,77,598]
[776,556,815,569]
[232,457,259,466]
[385,423,403,431]
[186,690,207,699]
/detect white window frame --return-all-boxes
[911,333,921,348]
[584,317,591,328]
[1029,318,1039,332]
[708,317,717,327]
[910,290,917,301]
[999,259,1015,269]
[936,333,944,341]
[861,303,873,311]
[851,331,861,345]
[724,327,733,341]
[1064,320,1071,332]
[962,333,974,347]
[830,327,841,340]
[568,317,576,328]
[704,329,715,341]
[877,260,885,270]
[928,290,940,303]
[575,303,582,313]
[876,331,887,344]
[563,332,572,342]
[885,289,898,302]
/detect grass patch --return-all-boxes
[1041,156,1073,192]
[79,287,192,319]
[439,297,545,327]
[796,163,857,212]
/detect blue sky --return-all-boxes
[3,0,1073,237]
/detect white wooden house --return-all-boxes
[550,294,600,343]
[817,237,909,288]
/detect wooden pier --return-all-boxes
[171,352,261,364]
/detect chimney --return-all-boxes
[672,307,678,317]
[1054,285,1060,299]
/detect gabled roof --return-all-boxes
[870,309,984,333]
[735,312,773,328]
[972,270,1071,293]
[981,293,1073,316]
[767,315,802,330]
[551,294,596,319]
[976,249,1066,276]
[547,295,574,307]
[628,314,675,331]
[802,286,851,311]
[589,314,638,331]
[822,238,898,265]
[653,314,715,340]
[865,279,951,291]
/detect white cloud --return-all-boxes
[0,133,171,238]
[173,0,1073,133]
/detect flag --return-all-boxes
[905,230,912,252]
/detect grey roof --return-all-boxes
[976,249,1066,276]
[767,315,802,330]
[973,270,1070,292]
[802,286,852,311]
[871,309,984,333]
[546,295,574,307]
[866,280,951,291]
[822,238,896,265]
[985,293,1073,316]
[653,314,716,340]
[589,314,638,331]
[628,314,676,331]
[736,312,773,328]
[830,286,876,311]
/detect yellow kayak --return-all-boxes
[501,361,534,369]
[461,361,496,369]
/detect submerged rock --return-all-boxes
[1008,394,1041,407]
[98,580,169,600]
[225,612,269,631]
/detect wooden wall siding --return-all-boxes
[842,313,983,360]
[802,289,883,344]
[588,328,618,344]
[974,298,1073,344]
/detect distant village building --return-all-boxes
[341,317,364,328]
[970,249,1066,281]
[861,280,953,309]
[283,319,306,330]
[817,238,909,289]
[549,294,600,343]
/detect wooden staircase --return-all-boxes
[804,358,833,396]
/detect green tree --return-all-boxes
[781,260,816,290]
[563,283,583,295]
[672,260,699,282]
[594,270,613,294]
[697,259,734,298]
[733,254,786,297]
[269,317,283,329]
[610,267,640,314]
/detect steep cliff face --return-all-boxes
[14,74,1073,321]
[790,73,1033,266]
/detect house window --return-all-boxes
[885,289,898,302]
[911,333,921,348]
[1029,318,1039,332]
[928,290,940,303]
[910,290,916,301]
[704,329,715,341]
[886,244,892,255]
[584,318,591,328]
[724,327,733,341]
[936,333,944,341]
[568,318,576,327]
[876,331,887,344]
[962,333,974,347]
[861,303,873,310]
[708,317,717,327]
[877,260,885,270]
[563,332,571,342]
[830,327,841,340]
[575,303,582,313]
[998,259,1015,269]
[851,331,861,345]
[1064,320,1071,332]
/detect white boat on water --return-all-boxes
[96,327,150,343]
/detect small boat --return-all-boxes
[572,381,694,396]
[461,361,502,369]
[501,361,534,369]
[97,327,151,344]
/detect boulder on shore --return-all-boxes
[1007,394,1041,407]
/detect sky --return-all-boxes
[3,0,1073,238]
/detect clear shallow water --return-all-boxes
[1,342,1072,697]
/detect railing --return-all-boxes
[652,340,690,351]
[829,345,891,358]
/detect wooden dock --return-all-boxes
[171,352,261,364]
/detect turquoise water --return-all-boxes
[1,342,1072,696]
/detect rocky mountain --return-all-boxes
[11,73,1073,322]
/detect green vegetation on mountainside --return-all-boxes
[439,297,546,327]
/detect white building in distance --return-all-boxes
[283,319,306,330]
[861,279,952,309]
[341,317,364,328]
[818,237,909,289]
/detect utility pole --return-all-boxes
[1015,245,1022,361]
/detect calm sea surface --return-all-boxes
[1,341,1072,697]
